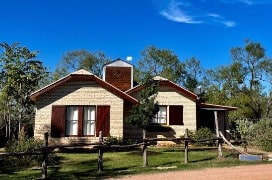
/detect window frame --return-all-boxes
[65,105,97,137]
[65,106,79,136]
[51,105,110,138]
[152,106,167,125]
[83,106,96,136]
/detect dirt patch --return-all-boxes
[111,164,272,180]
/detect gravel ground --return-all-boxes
[111,164,272,180]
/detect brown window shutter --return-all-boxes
[96,105,110,136]
[169,105,184,125]
[51,106,66,137]
[78,106,83,137]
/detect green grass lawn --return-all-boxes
[0,147,269,179]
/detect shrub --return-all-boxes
[4,138,43,167]
[193,127,216,146]
[104,136,124,145]
[229,120,241,141]
[103,136,138,151]
[249,119,272,151]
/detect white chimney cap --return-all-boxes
[126,56,132,61]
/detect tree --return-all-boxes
[135,46,186,84]
[52,50,111,80]
[183,57,204,92]
[231,39,271,92]
[0,42,48,139]
[204,40,272,120]
[126,73,159,138]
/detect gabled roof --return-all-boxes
[126,76,198,101]
[197,102,237,111]
[30,69,138,104]
[102,58,133,68]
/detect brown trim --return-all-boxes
[159,81,197,101]
[30,76,73,102]
[169,105,184,125]
[30,73,138,104]
[78,106,83,137]
[96,105,110,136]
[126,84,143,95]
[197,102,237,111]
[51,105,66,137]
[126,80,197,101]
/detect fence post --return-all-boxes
[41,132,49,179]
[143,141,148,167]
[98,131,104,173]
[184,128,189,163]
[142,129,148,167]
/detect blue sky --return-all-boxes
[1,0,272,72]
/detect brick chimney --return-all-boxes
[103,59,133,91]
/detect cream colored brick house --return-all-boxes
[30,59,236,144]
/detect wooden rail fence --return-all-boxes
[0,129,224,179]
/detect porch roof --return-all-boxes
[197,102,237,111]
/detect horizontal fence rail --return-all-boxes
[0,129,227,179]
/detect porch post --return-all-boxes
[214,111,223,158]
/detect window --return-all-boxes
[151,105,184,125]
[83,106,95,136]
[153,106,167,124]
[66,106,78,135]
[51,105,110,137]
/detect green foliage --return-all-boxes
[4,138,43,167]
[0,149,253,179]
[5,138,42,153]
[52,50,111,80]
[249,119,272,151]
[236,119,253,141]
[183,57,204,92]
[135,46,185,84]
[193,127,216,146]
[231,118,272,151]
[0,42,48,139]
[104,136,124,145]
[127,73,159,133]
[203,40,272,120]
[229,120,241,141]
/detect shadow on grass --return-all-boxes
[0,153,64,179]
[189,156,216,163]
[126,150,162,156]
[0,148,244,179]
[48,156,141,179]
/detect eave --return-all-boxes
[126,79,198,102]
[30,70,139,105]
[197,102,238,111]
